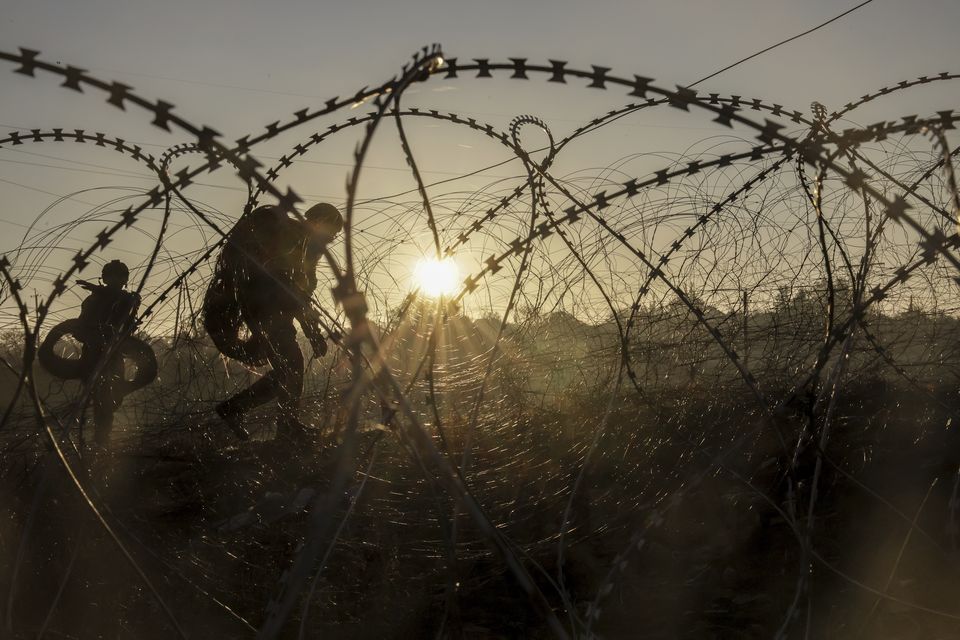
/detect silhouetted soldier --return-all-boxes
[212,203,343,442]
[76,260,141,446]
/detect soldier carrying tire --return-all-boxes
[38,260,157,447]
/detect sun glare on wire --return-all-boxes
[413,257,460,298]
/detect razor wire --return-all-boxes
[0,46,959,639]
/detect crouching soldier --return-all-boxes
[205,203,343,442]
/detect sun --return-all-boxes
[413,257,460,298]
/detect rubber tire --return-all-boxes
[38,318,158,395]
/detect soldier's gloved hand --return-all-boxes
[310,334,328,358]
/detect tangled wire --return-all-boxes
[2,45,960,639]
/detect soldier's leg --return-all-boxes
[218,374,279,415]
[82,346,114,447]
[92,373,118,446]
[97,354,129,446]
[262,313,304,436]
[215,319,277,439]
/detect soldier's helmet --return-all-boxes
[101,259,130,287]
[304,203,344,240]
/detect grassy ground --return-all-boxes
[3,374,960,639]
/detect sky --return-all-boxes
[2,0,958,113]
[0,0,959,324]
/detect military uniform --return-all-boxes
[77,284,140,445]
[216,206,333,438]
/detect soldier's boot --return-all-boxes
[216,401,251,441]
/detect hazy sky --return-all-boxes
[1,0,959,322]
[2,0,958,111]
[3,0,958,205]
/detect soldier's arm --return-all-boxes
[294,304,327,357]
[119,292,141,334]
[129,291,141,316]
[75,292,102,344]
